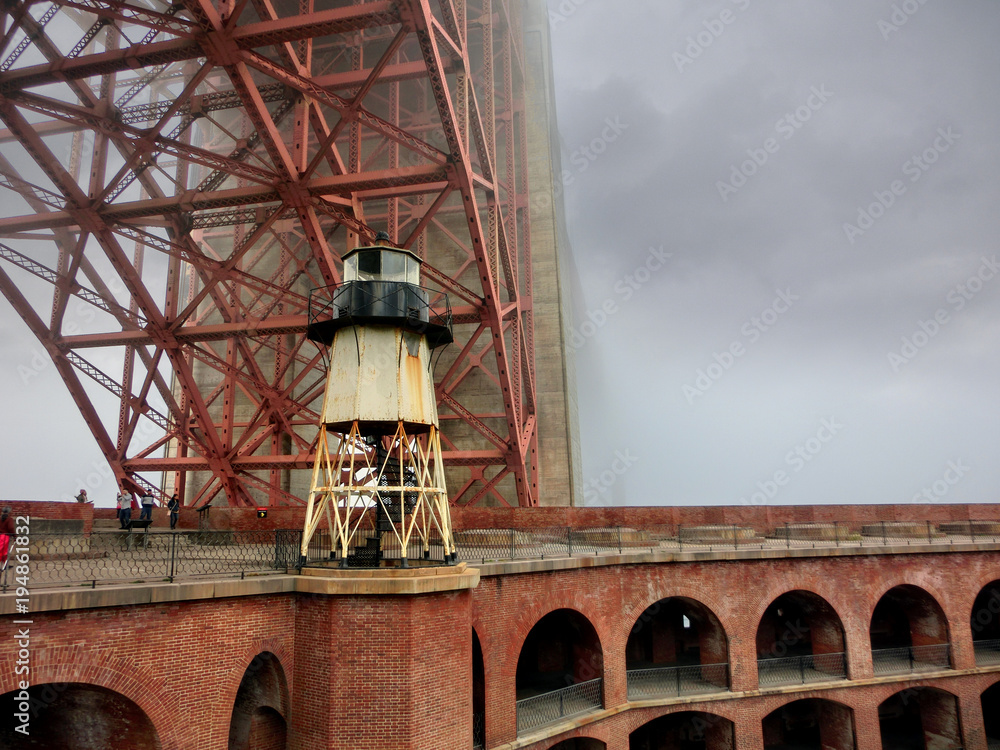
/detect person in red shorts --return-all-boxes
[0,507,15,570]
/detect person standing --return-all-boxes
[0,507,15,571]
[117,489,131,529]
[139,491,155,522]
[167,493,180,530]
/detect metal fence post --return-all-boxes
[676,666,682,696]
[510,528,515,560]
[882,520,887,545]
[927,520,932,544]
[834,521,839,547]
[786,522,790,549]
[733,524,738,550]
[617,526,622,554]
[799,657,806,684]
[168,532,176,582]
[567,527,573,557]
[970,519,977,543]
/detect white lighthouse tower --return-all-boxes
[299,234,457,567]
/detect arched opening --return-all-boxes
[625,596,729,699]
[981,682,1000,745]
[629,711,735,750]
[870,585,951,675]
[473,629,486,750]
[0,682,161,749]
[878,688,962,750]
[762,699,856,750]
[228,652,289,750]
[970,581,1000,665]
[515,609,603,735]
[755,591,847,686]
[548,739,606,750]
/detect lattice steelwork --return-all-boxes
[0,0,536,508]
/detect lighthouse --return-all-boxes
[299,234,457,567]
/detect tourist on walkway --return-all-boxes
[167,493,180,530]
[140,491,155,521]
[0,507,15,570]
[117,489,131,529]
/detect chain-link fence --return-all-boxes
[625,662,729,700]
[871,644,951,675]
[515,678,602,735]
[757,652,847,686]
[3,530,301,590]
[974,638,1000,667]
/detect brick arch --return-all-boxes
[765,693,855,713]
[0,657,176,749]
[745,585,851,630]
[505,599,610,667]
[754,589,847,658]
[623,704,738,735]
[620,582,733,642]
[219,638,293,719]
[868,582,953,647]
[867,579,953,622]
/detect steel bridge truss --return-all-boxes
[0,0,537,508]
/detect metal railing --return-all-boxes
[626,662,728,700]
[472,711,485,750]
[757,652,847,686]
[515,678,602,735]
[974,639,1000,666]
[2,530,301,590]
[871,643,951,675]
[302,527,452,568]
[453,520,1000,565]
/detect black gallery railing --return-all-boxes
[871,644,951,675]
[757,652,847,686]
[515,679,603,735]
[625,662,729,700]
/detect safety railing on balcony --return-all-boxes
[515,679,602,735]
[1,530,301,590]
[626,662,729,700]
[472,711,485,750]
[871,644,951,675]
[757,652,847,687]
[974,639,1000,666]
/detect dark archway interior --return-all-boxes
[762,699,855,750]
[228,652,289,750]
[548,739,606,750]
[870,586,948,651]
[516,609,603,699]
[981,682,1000,741]
[473,630,486,747]
[0,682,161,750]
[629,711,735,750]
[626,597,728,670]
[971,582,1000,642]
[756,591,845,660]
[879,688,961,750]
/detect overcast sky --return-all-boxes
[550,0,1000,506]
[1,1,998,510]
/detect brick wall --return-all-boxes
[1,500,93,534]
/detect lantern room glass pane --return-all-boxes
[343,254,359,281]
[405,256,420,285]
[381,250,406,281]
[356,250,381,280]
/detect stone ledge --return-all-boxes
[0,565,480,614]
[470,540,1000,577]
